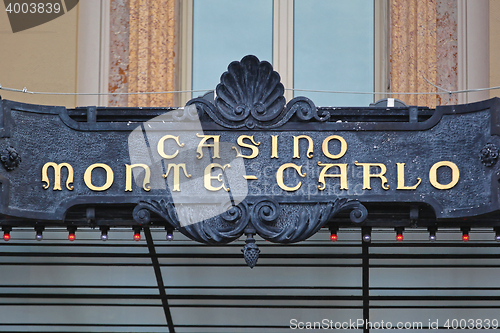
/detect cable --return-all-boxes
[286,88,439,96]
[423,76,451,94]
[287,85,500,96]
[0,84,214,96]
[1,81,500,97]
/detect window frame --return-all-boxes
[178,0,389,106]
[76,0,111,107]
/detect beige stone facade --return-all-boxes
[0,0,497,108]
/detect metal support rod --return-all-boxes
[144,227,176,333]
[362,239,370,333]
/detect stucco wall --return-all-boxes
[0,4,78,107]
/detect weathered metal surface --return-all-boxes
[0,55,499,266]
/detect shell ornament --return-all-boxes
[186,55,327,129]
[215,55,286,129]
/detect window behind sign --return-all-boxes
[293,0,374,107]
[181,0,386,107]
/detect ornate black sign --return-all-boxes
[0,55,499,266]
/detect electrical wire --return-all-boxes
[1,80,500,97]
[0,85,214,96]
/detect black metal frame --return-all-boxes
[0,55,499,269]
[0,228,499,332]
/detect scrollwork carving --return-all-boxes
[133,198,367,267]
[344,201,368,224]
[133,206,152,225]
[286,96,329,122]
[251,198,367,243]
[170,104,200,122]
[133,200,250,244]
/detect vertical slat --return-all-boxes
[178,0,193,106]
[127,0,139,106]
[273,0,294,102]
[109,0,131,107]
[165,0,177,107]
[390,0,406,102]
[127,0,177,107]
[137,0,150,106]
[391,0,438,108]
[436,0,458,105]
[149,0,162,107]
[407,0,417,106]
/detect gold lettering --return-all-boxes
[125,164,151,192]
[233,135,260,159]
[276,163,306,191]
[204,163,230,192]
[293,135,313,159]
[354,161,390,190]
[84,163,114,191]
[157,135,184,159]
[196,134,220,159]
[41,162,74,191]
[396,163,421,190]
[163,164,191,192]
[271,135,279,158]
[317,162,348,190]
[322,135,347,159]
[429,161,460,190]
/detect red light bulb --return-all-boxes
[68,232,76,241]
[133,232,141,241]
[3,232,10,241]
[396,233,404,242]
[330,233,338,242]
[462,233,469,242]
